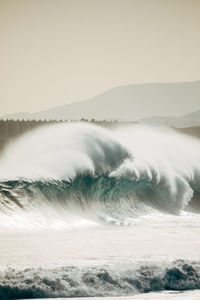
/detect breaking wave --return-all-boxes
[0,123,200,228]
[0,260,200,299]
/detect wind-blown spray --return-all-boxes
[0,123,200,228]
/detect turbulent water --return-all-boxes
[1,260,200,299]
[0,123,200,299]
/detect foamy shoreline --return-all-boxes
[21,290,200,299]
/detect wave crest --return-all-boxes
[0,123,200,227]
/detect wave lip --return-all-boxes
[0,123,132,181]
[0,260,200,299]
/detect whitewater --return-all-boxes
[0,122,200,299]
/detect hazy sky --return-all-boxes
[0,0,200,115]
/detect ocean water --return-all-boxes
[20,291,200,299]
[0,123,200,299]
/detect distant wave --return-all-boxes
[0,260,200,299]
[0,123,200,228]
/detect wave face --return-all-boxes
[0,260,200,299]
[0,123,200,228]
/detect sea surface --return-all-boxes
[20,290,200,299]
[0,123,200,299]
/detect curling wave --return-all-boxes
[0,123,200,228]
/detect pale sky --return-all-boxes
[0,0,200,115]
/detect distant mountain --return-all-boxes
[172,110,200,128]
[139,111,200,128]
[139,116,178,126]
[2,81,200,124]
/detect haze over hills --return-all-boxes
[140,111,200,128]
[139,111,200,128]
[2,81,200,127]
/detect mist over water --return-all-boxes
[0,123,200,299]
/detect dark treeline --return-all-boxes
[0,119,132,152]
[0,119,69,138]
[0,119,62,151]
[0,119,199,154]
[0,118,133,138]
[0,118,126,139]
